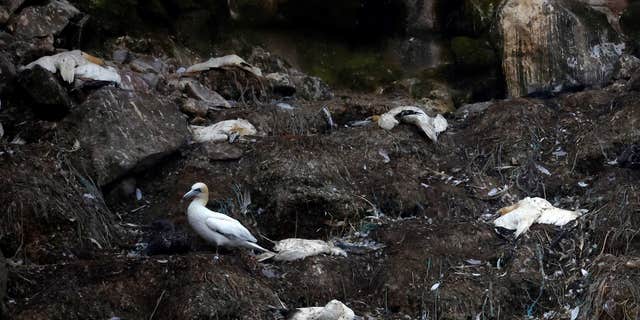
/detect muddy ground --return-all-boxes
[2,79,640,319]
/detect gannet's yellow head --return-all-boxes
[497,203,519,216]
[182,182,209,205]
[371,115,381,123]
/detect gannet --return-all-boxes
[182,182,270,253]
[494,197,580,237]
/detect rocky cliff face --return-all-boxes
[1,0,640,319]
[500,0,627,97]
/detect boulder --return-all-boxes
[68,88,190,186]
[9,0,81,39]
[201,142,243,161]
[17,64,72,118]
[183,80,232,109]
[500,0,625,97]
[0,0,25,24]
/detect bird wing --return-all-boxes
[204,216,257,243]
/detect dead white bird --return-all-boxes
[494,197,581,237]
[258,238,347,262]
[289,300,355,320]
[182,182,271,253]
[190,119,257,143]
[373,106,448,142]
[185,54,262,77]
[22,50,120,85]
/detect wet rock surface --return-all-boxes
[1,1,640,320]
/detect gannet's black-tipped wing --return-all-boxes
[204,217,258,243]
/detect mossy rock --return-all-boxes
[450,36,496,71]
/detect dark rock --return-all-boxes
[0,51,16,94]
[201,142,243,161]
[112,49,130,64]
[68,88,190,186]
[180,98,209,118]
[17,65,72,119]
[616,54,640,80]
[628,72,640,92]
[9,0,81,38]
[130,57,164,74]
[265,72,296,97]
[289,69,332,100]
[456,101,493,117]
[141,72,160,89]
[119,70,150,92]
[0,0,25,24]
[1,31,54,64]
[183,79,231,109]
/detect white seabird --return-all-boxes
[373,106,448,143]
[493,197,581,237]
[182,182,270,253]
[22,50,121,85]
[289,299,355,320]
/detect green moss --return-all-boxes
[450,36,496,71]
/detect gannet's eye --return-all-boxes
[194,188,202,192]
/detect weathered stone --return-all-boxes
[130,57,164,74]
[500,0,625,97]
[616,54,640,80]
[119,70,151,92]
[9,0,81,38]
[265,72,296,96]
[112,49,130,64]
[184,80,231,109]
[201,142,243,160]
[180,98,209,118]
[1,31,54,64]
[0,0,25,24]
[289,69,332,100]
[141,72,160,89]
[68,88,190,186]
[0,51,16,94]
[18,65,72,117]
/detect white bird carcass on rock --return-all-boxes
[22,50,121,85]
[257,238,347,262]
[289,300,355,320]
[182,182,271,253]
[190,119,257,143]
[493,197,581,237]
[185,54,262,77]
[373,106,448,143]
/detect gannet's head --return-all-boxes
[182,182,209,205]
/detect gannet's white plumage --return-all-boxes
[183,182,270,252]
[494,197,580,237]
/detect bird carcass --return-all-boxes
[493,197,581,237]
[375,106,448,142]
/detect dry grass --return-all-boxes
[0,147,117,256]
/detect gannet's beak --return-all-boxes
[182,189,199,201]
